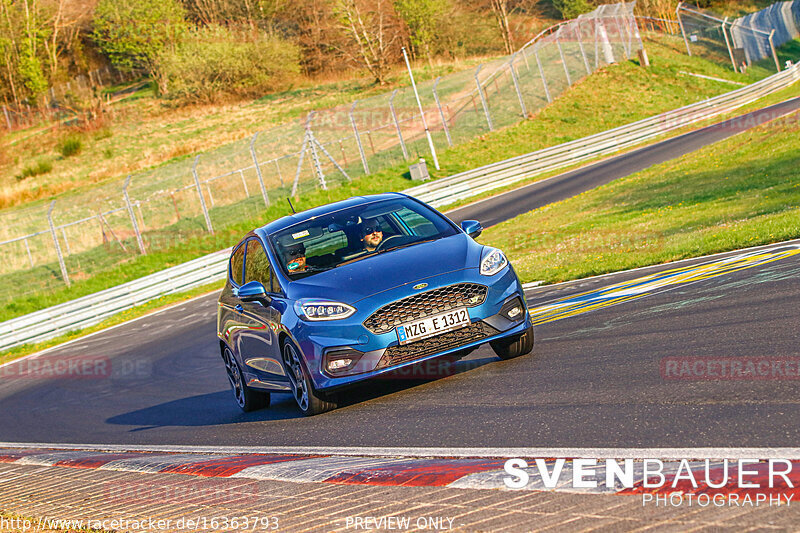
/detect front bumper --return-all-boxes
[288,265,530,391]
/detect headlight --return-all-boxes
[480,247,508,276]
[295,299,356,321]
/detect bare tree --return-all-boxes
[334,0,404,85]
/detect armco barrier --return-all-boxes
[0,249,231,350]
[1,64,798,352]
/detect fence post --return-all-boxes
[508,53,528,118]
[432,77,453,147]
[306,113,327,190]
[135,201,146,231]
[677,2,692,56]
[474,64,493,131]
[291,126,310,197]
[614,14,631,60]
[23,237,34,268]
[722,17,737,71]
[192,155,214,233]
[2,106,10,130]
[556,31,572,86]
[594,9,601,68]
[768,29,780,72]
[574,19,592,75]
[249,132,270,208]
[61,228,71,255]
[534,47,552,103]
[274,159,283,187]
[123,175,146,255]
[206,184,215,206]
[349,101,370,175]
[239,169,249,197]
[47,201,70,287]
[389,89,409,160]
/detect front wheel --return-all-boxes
[223,347,270,412]
[490,324,534,360]
[282,340,337,416]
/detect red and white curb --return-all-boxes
[2,445,800,500]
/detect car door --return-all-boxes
[237,238,286,387]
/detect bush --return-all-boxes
[153,26,300,104]
[57,135,83,158]
[17,159,53,181]
[92,0,187,73]
[553,0,592,19]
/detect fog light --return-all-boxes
[500,296,526,322]
[328,358,352,372]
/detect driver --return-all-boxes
[361,218,384,252]
[285,243,307,273]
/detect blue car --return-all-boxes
[217,192,534,415]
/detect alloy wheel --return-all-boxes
[283,343,309,412]
[223,348,246,408]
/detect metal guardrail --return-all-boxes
[407,62,800,207]
[1,63,798,352]
[0,249,231,350]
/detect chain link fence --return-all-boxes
[0,2,641,305]
[676,1,800,73]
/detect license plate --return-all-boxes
[396,308,470,345]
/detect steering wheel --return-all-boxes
[375,235,404,251]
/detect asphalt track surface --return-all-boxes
[1,100,799,448]
[446,96,800,227]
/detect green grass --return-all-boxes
[16,159,53,181]
[0,280,222,365]
[482,111,800,284]
[1,34,798,322]
[56,134,83,158]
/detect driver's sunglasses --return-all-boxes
[288,248,305,258]
[364,226,381,235]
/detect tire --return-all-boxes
[223,346,270,412]
[490,324,534,360]
[282,339,337,416]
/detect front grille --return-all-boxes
[376,322,499,369]
[363,283,488,334]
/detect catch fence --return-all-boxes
[0,3,642,302]
[676,1,800,72]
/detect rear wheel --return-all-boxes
[223,347,270,412]
[490,324,534,360]
[282,340,337,416]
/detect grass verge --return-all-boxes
[5,34,794,320]
[0,281,221,365]
[482,109,800,284]
[3,90,799,363]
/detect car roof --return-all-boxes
[257,192,409,236]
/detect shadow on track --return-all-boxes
[106,356,498,428]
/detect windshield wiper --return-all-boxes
[374,237,439,256]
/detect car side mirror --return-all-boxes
[461,220,483,239]
[238,281,271,305]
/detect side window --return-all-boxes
[244,239,277,292]
[229,243,245,286]
[394,207,438,237]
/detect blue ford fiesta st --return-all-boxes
[217,192,534,415]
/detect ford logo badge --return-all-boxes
[413,283,428,290]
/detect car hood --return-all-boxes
[286,234,482,303]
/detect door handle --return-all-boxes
[234,304,244,313]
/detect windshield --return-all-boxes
[270,198,458,280]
